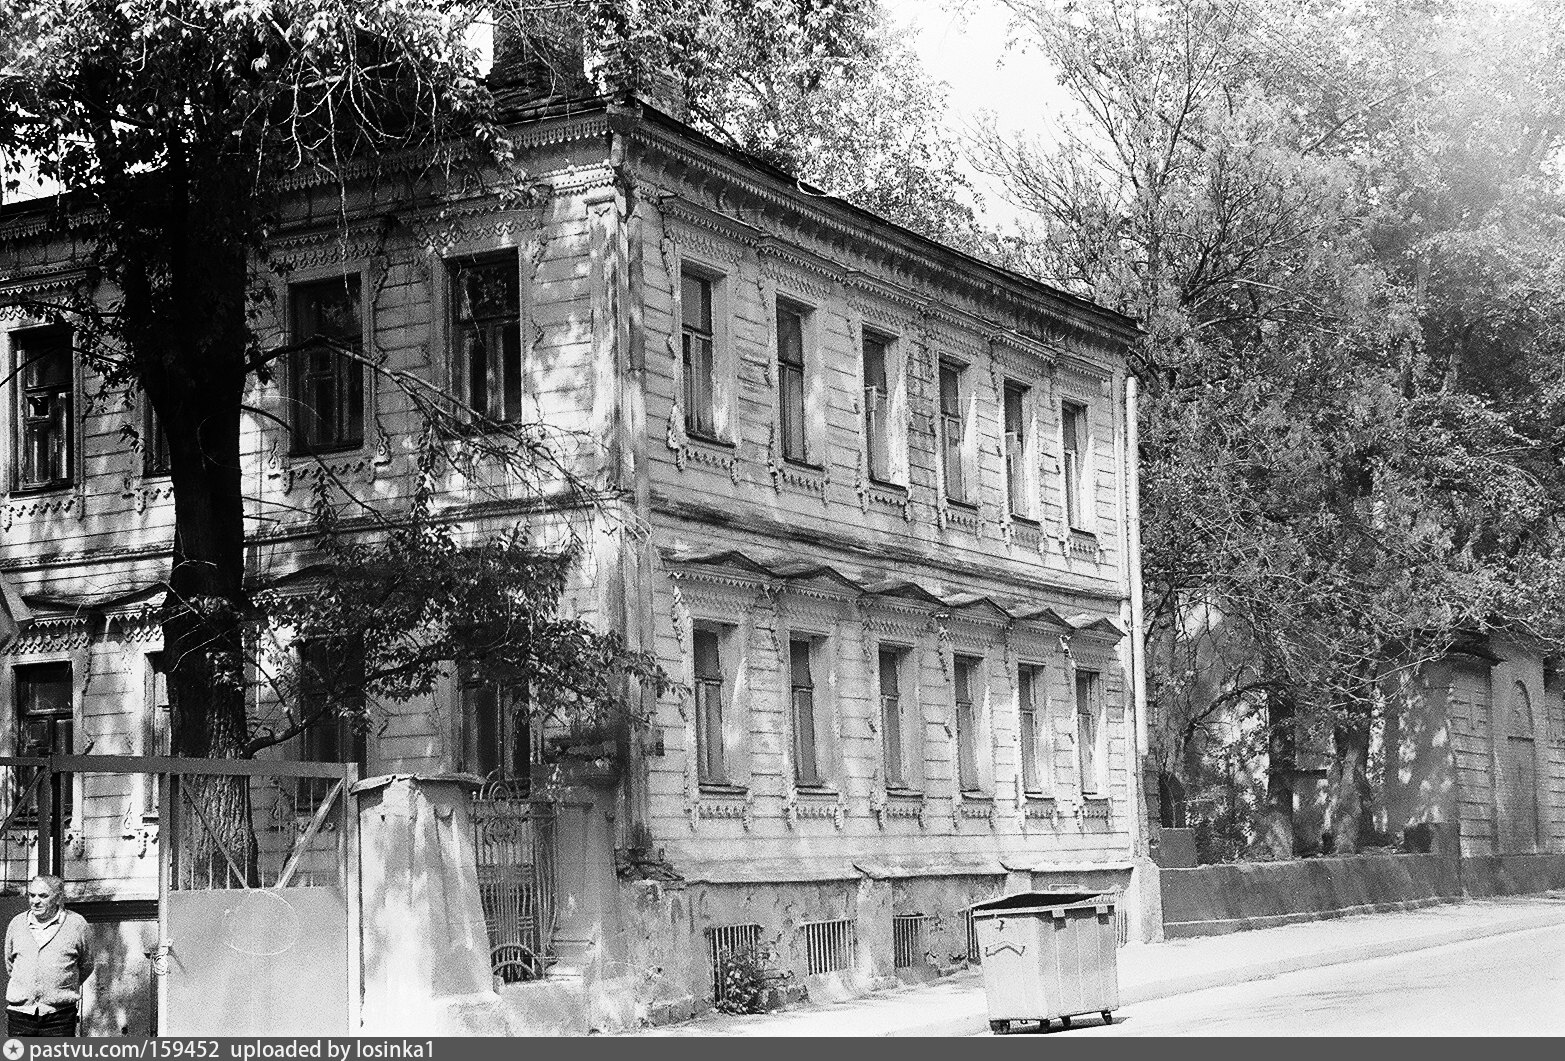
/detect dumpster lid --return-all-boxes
[969,891,1109,916]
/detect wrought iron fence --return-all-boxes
[470,779,555,981]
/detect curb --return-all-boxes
[886,904,1565,1037]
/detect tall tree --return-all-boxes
[975,0,1565,854]
[0,0,961,875]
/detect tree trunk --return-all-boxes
[125,168,259,886]
[1261,694,1295,859]
[1327,713,1371,855]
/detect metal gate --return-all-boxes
[0,755,357,1037]
[470,778,555,980]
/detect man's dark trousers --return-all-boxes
[7,1004,76,1036]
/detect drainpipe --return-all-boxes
[1126,376,1148,777]
[1121,372,1159,941]
[1116,374,1148,855]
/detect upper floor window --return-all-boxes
[1062,400,1089,530]
[15,662,73,821]
[1018,665,1045,794]
[1075,669,1102,795]
[451,254,522,422]
[693,625,731,786]
[777,299,809,462]
[15,328,73,490]
[290,277,364,453]
[863,329,893,483]
[789,638,821,787]
[954,655,980,793]
[144,401,172,477]
[682,271,717,439]
[938,360,967,502]
[1004,381,1030,518]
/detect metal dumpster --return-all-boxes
[969,891,1120,1033]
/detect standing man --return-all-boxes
[5,875,93,1036]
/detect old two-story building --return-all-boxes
[0,69,1148,1030]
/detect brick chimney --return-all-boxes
[486,10,688,122]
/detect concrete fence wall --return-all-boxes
[1159,853,1565,938]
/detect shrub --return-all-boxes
[714,945,771,1015]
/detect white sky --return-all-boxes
[881,0,1062,226]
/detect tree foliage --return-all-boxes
[578,0,977,240]
[978,0,1565,853]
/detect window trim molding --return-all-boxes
[1059,396,1094,535]
[674,256,737,446]
[673,584,756,808]
[773,293,817,466]
[424,231,539,433]
[277,260,377,462]
[937,357,973,505]
[285,272,370,457]
[7,653,84,828]
[7,323,81,497]
[1002,378,1035,520]
[859,324,908,488]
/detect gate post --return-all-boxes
[355,774,524,1035]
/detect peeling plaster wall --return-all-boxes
[620,872,1022,1005]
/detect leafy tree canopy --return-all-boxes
[976,0,1565,852]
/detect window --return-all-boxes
[693,627,728,785]
[879,647,908,788]
[1019,666,1045,794]
[682,271,717,438]
[954,655,980,792]
[863,330,893,482]
[15,329,73,490]
[789,638,820,786]
[144,400,172,477]
[1075,670,1102,794]
[290,277,364,453]
[451,254,523,422]
[15,663,72,821]
[1062,401,1089,530]
[938,361,966,501]
[143,655,170,816]
[1004,381,1030,517]
[777,300,808,462]
[460,677,533,790]
[297,640,367,806]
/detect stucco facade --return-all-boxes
[1384,636,1565,857]
[0,95,1145,1019]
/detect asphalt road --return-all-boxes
[991,922,1565,1037]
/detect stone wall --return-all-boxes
[1159,851,1565,938]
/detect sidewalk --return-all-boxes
[623,892,1565,1036]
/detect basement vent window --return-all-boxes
[706,922,763,1003]
[800,918,856,975]
[892,913,927,969]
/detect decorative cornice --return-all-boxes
[0,266,96,319]
[8,614,92,653]
[620,113,1139,353]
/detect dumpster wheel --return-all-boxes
[989,1021,1010,1035]
[1102,1011,1113,1025]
